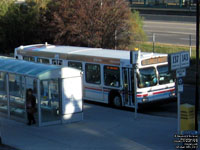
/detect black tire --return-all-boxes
[112,94,122,108]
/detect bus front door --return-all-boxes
[122,68,134,106]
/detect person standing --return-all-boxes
[26,88,36,125]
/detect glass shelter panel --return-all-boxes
[26,77,38,123]
[9,74,25,118]
[0,72,7,114]
[40,79,60,123]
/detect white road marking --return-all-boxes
[144,21,195,26]
[143,26,196,31]
[180,38,196,41]
[144,29,196,35]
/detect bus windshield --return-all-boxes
[157,65,174,85]
[138,67,157,88]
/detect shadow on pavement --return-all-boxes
[0,144,18,150]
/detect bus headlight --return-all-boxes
[142,97,149,102]
[170,92,176,97]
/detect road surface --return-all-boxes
[87,84,197,119]
[139,84,196,118]
[142,15,196,46]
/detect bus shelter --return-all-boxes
[0,57,83,126]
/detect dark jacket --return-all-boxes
[26,95,36,113]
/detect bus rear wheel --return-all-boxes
[112,95,122,108]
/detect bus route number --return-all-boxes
[180,52,190,68]
[169,51,190,71]
[170,53,181,70]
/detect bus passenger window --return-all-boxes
[23,56,30,61]
[85,63,101,84]
[104,66,120,87]
[68,61,82,70]
[37,58,49,64]
[23,56,34,62]
[58,60,62,65]
[30,57,35,62]
[52,59,57,65]
[52,59,63,65]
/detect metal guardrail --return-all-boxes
[129,0,196,9]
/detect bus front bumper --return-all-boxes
[137,90,176,104]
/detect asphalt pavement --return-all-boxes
[0,103,183,150]
[139,84,197,118]
[142,14,196,46]
[0,84,199,150]
[0,144,18,150]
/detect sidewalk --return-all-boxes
[0,103,191,150]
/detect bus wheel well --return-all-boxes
[108,90,121,107]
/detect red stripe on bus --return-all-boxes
[85,86,175,97]
[137,88,175,98]
[137,94,148,97]
[84,86,110,92]
[153,88,175,95]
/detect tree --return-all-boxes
[0,0,145,53]
[0,0,49,53]
[41,0,146,49]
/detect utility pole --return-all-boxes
[195,0,199,131]
[189,34,192,57]
[153,33,155,53]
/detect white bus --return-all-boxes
[14,43,176,108]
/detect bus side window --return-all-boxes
[52,59,63,65]
[37,58,50,64]
[23,56,29,61]
[52,59,57,65]
[30,57,35,62]
[68,61,82,70]
[104,66,120,87]
[85,63,101,84]
[58,60,62,65]
[23,56,34,62]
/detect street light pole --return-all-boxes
[195,0,199,131]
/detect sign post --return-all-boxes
[168,51,190,134]
[130,50,139,119]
